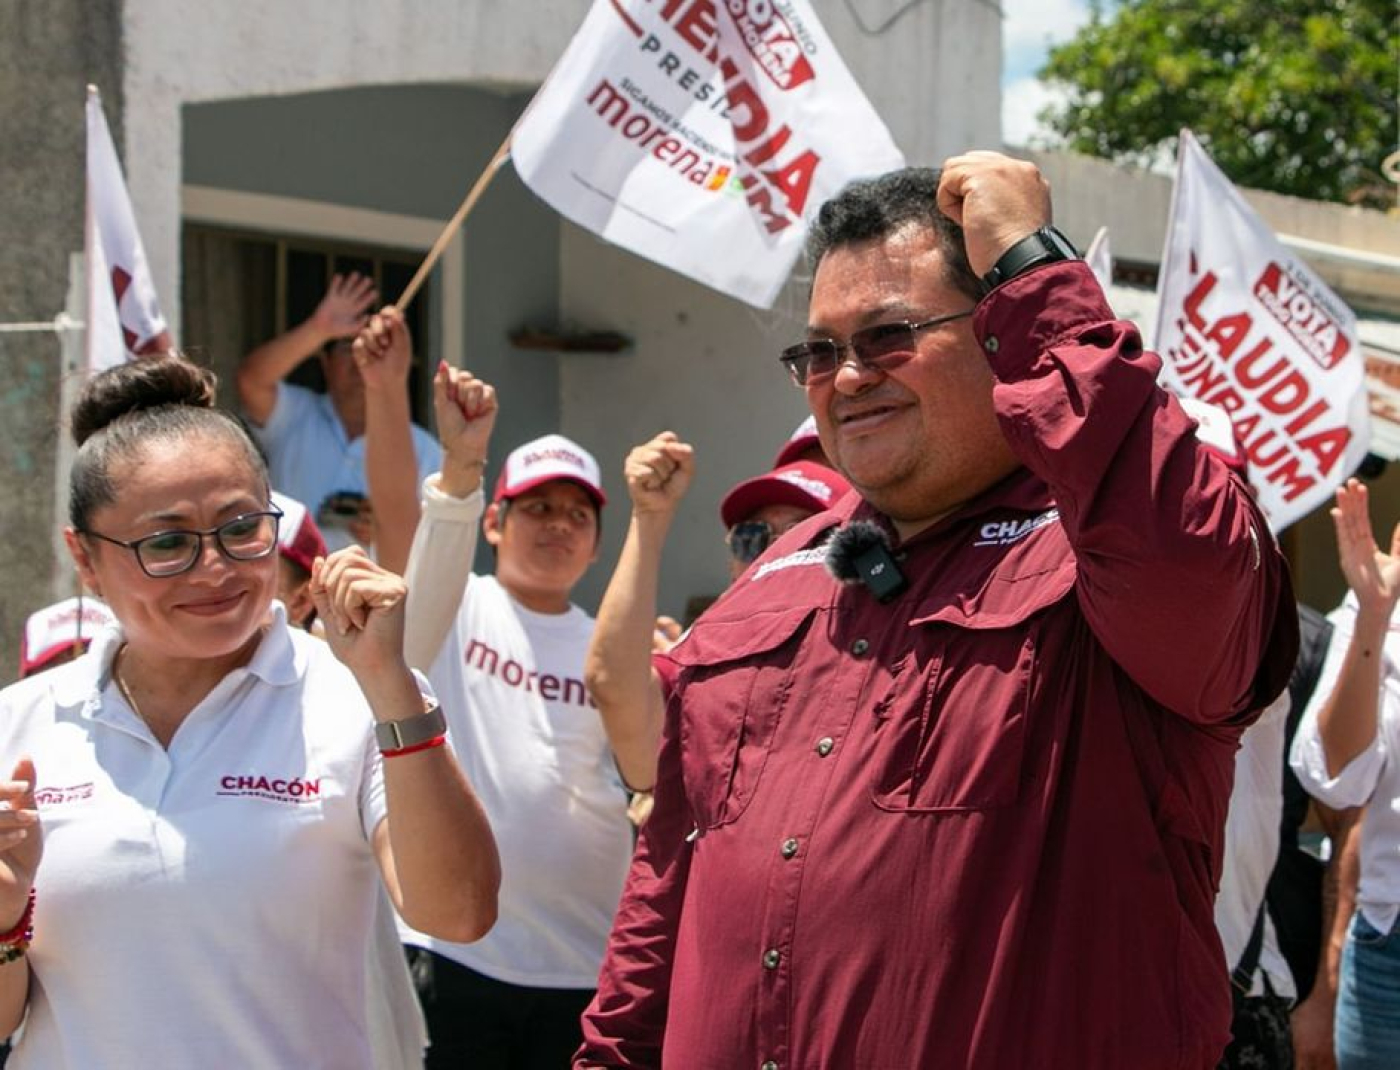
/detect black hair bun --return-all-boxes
[70,354,217,446]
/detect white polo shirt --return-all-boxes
[252,382,442,552]
[399,481,632,989]
[1291,593,1400,935]
[0,607,391,1069]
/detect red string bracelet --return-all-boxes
[0,889,35,965]
[381,735,448,759]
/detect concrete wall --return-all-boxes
[0,0,124,680]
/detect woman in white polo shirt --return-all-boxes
[0,354,499,1069]
[1291,477,1400,1069]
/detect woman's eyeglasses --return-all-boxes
[779,310,975,387]
[81,509,283,578]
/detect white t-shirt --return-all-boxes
[399,481,632,989]
[1291,593,1400,934]
[1215,692,1296,999]
[0,608,392,1070]
[251,382,442,551]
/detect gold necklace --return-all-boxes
[112,646,144,720]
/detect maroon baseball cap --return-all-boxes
[720,461,851,528]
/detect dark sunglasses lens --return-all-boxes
[851,322,918,368]
[728,522,772,563]
[782,340,841,385]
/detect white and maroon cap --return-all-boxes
[721,461,851,528]
[271,490,328,574]
[20,596,115,678]
[773,415,822,468]
[494,434,607,509]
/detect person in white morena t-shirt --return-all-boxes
[0,354,499,1070]
[368,359,631,1069]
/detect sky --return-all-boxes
[1001,0,1094,147]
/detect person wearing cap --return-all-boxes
[19,598,116,679]
[585,434,850,793]
[364,359,630,1068]
[236,274,441,554]
[268,490,328,632]
[576,154,1296,1069]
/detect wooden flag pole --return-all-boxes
[394,133,514,311]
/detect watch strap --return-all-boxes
[981,225,1079,291]
[375,703,447,752]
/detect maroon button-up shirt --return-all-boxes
[578,263,1297,1070]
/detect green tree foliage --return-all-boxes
[1038,0,1399,208]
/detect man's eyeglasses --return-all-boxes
[81,509,283,578]
[780,310,975,387]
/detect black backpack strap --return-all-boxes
[1232,902,1267,994]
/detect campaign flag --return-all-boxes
[1085,226,1112,291]
[86,86,172,375]
[511,0,906,308]
[1153,130,1369,531]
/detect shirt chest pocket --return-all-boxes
[869,567,1072,813]
[671,607,815,831]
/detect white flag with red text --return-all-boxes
[86,86,172,375]
[511,0,905,308]
[1153,130,1369,532]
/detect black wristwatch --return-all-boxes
[980,225,1079,292]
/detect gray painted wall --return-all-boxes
[0,0,124,684]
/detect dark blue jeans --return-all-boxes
[1337,911,1400,1070]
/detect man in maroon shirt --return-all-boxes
[576,152,1298,1069]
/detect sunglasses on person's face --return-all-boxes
[779,310,975,387]
[728,517,818,565]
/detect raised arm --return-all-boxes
[312,547,499,943]
[358,306,420,575]
[1316,479,1400,775]
[236,272,377,425]
[401,365,497,670]
[585,432,695,791]
[939,152,1294,723]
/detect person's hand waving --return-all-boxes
[1332,477,1400,623]
[312,272,378,342]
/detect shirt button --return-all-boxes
[985,335,1000,353]
[780,837,799,859]
[763,948,781,969]
[762,1062,779,1070]
[851,637,870,656]
[815,736,835,757]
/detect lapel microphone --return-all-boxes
[825,520,909,603]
